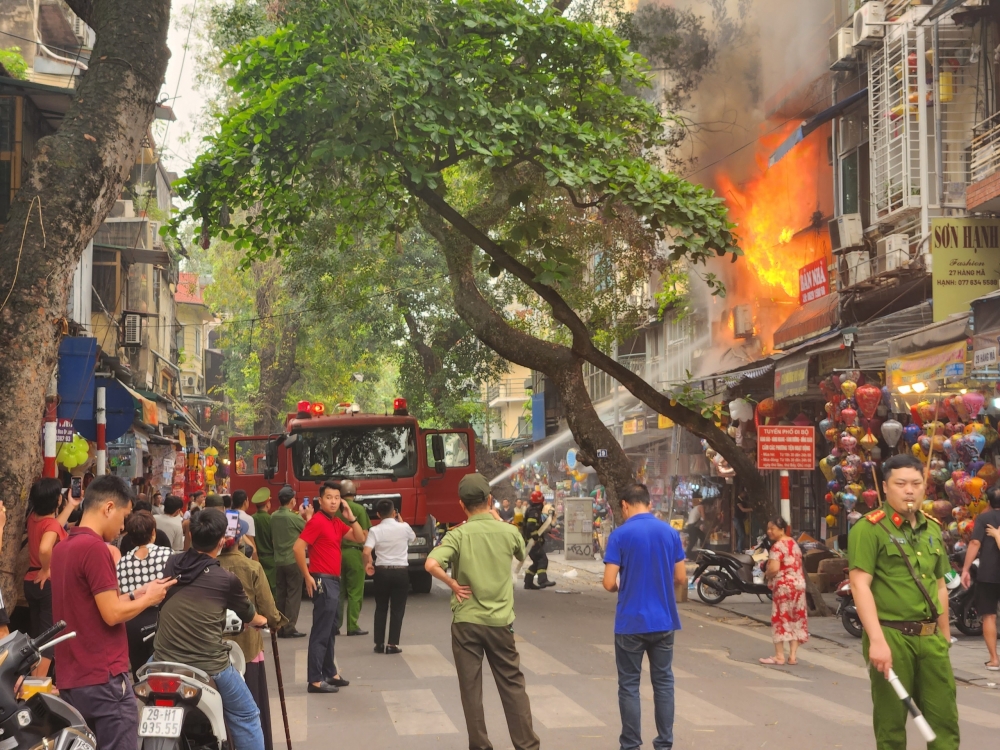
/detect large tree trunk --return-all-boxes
[251,259,300,434]
[0,0,171,610]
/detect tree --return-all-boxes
[0,0,172,609]
[175,0,770,514]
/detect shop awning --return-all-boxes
[885,312,971,359]
[773,332,847,399]
[74,379,136,442]
[768,89,868,168]
[122,383,159,426]
[773,293,840,350]
[972,289,1000,333]
[852,301,935,370]
[886,340,967,389]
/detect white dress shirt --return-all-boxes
[364,516,416,567]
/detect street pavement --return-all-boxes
[262,557,1000,749]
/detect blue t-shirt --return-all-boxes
[604,513,685,635]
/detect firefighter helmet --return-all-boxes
[530,490,544,504]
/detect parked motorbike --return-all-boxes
[135,610,248,749]
[693,544,772,604]
[0,620,96,749]
[836,557,981,638]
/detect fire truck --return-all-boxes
[229,398,476,592]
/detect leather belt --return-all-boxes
[376,565,409,570]
[880,620,938,637]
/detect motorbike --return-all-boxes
[692,543,773,605]
[836,557,982,638]
[0,620,97,750]
[135,610,248,749]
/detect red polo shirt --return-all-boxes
[51,527,130,687]
[299,511,351,576]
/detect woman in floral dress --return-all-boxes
[759,516,808,665]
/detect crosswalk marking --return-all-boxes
[526,684,605,728]
[270,695,307,742]
[513,635,577,675]
[690,648,806,682]
[592,643,694,678]
[681,610,868,680]
[401,644,456,678]
[382,689,459,735]
[674,688,752,726]
[753,687,869,726]
[959,703,1000,728]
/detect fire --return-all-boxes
[714,122,832,299]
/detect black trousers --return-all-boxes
[373,567,410,646]
[527,540,548,575]
[244,660,273,750]
[125,608,158,679]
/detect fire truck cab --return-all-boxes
[229,399,476,592]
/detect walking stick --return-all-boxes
[270,629,293,750]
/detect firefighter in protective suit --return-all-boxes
[523,490,556,589]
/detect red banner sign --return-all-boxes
[798,259,829,305]
[757,425,815,471]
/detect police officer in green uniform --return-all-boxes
[251,488,277,596]
[849,453,959,750]
[336,479,372,636]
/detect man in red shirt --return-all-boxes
[293,480,367,693]
[51,475,175,750]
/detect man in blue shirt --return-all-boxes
[602,483,687,750]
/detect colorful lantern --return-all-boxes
[855,384,881,420]
[841,380,858,399]
[881,419,903,447]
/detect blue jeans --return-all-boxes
[307,574,340,683]
[212,663,264,750]
[615,631,676,750]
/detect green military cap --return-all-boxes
[251,488,271,505]
[458,473,491,504]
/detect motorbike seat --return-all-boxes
[713,551,755,566]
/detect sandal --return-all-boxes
[986,662,1000,671]
[759,657,785,665]
[787,659,798,665]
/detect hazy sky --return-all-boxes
[159,0,202,177]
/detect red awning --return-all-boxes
[773,293,840,350]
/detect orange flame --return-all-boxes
[714,122,832,299]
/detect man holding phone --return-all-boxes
[272,485,307,638]
[293,481,367,693]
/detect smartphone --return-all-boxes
[225,509,240,539]
[70,476,82,499]
[302,497,311,508]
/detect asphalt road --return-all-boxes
[261,570,1000,749]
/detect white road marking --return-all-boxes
[592,643,695,678]
[513,634,577,675]
[690,648,807,681]
[526,684,605,728]
[382,689,459,735]
[673,688,752,726]
[959,703,1000,728]
[400,644,456,678]
[681,610,868,680]
[753,687,869,725]
[271,695,307,742]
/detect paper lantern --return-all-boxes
[819,460,834,481]
[848,425,864,440]
[819,418,834,435]
[855,384,882,420]
[825,514,838,527]
[968,432,986,458]
[953,395,970,422]
[829,504,840,515]
[862,489,879,508]
[932,500,953,519]
[881,386,893,410]
[921,500,935,515]
[977,463,998,485]
[841,380,857,399]
[903,424,921,446]
[842,494,857,512]
[966,477,986,500]
[881,419,903,447]
[916,401,936,424]
[825,427,839,443]
[841,407,858,426]
[729,398,754,422]
[757,398,788,420]
[860,432,878,452]
[840,433,858,452]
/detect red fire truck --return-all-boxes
[229,398,476,592]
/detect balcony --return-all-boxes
[584,354,649,402]
[487,377,532,407]
[968,111,1000,212]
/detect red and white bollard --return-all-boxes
[43,399,58,478]
[779,470,791,526]
[96,385,107,476]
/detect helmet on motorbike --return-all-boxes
[530,490,544,504]
[223,609,244,635]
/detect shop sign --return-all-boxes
[774,360,808,399]
[818,347,850,375]
[56,419,74,443]
[658,414,674,429]
[973,330,1000,370]
[798,259,830,305]
[757,425,815,470]
[886,339,966,388]
[931,217,1000,322]
[622,417,645,436]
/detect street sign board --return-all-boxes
[563,497,594,560]
[757,425,815,471]
[596,449,608,458]
[798,259,829,305]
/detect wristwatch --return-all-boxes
[129,591,136,601]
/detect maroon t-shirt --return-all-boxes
[51,527,130,687]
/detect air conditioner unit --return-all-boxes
[846,250,872,286]
[829,213,864,252]
[148,220,163,248]
[876,234,910,274]
[732,304,754,339]
[829,28,857,70]
[853,2,885,47]
[123,314,142,346]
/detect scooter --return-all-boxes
[0,620,97,749]
[692,544,772,604]
[835,579,862,637]
[135,611,248,749]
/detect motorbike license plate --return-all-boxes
[139,706,183,738]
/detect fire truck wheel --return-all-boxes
[410,570,433,594]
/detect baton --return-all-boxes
[886,668,936,743]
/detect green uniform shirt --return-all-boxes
[271,506,306,567]
[427,513,526,627]
[254,510,274,562]
[337,499,371,550]
[848,508,949,622]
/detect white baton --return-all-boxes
[886,668,936,743]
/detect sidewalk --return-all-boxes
[548,550,1000,689]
